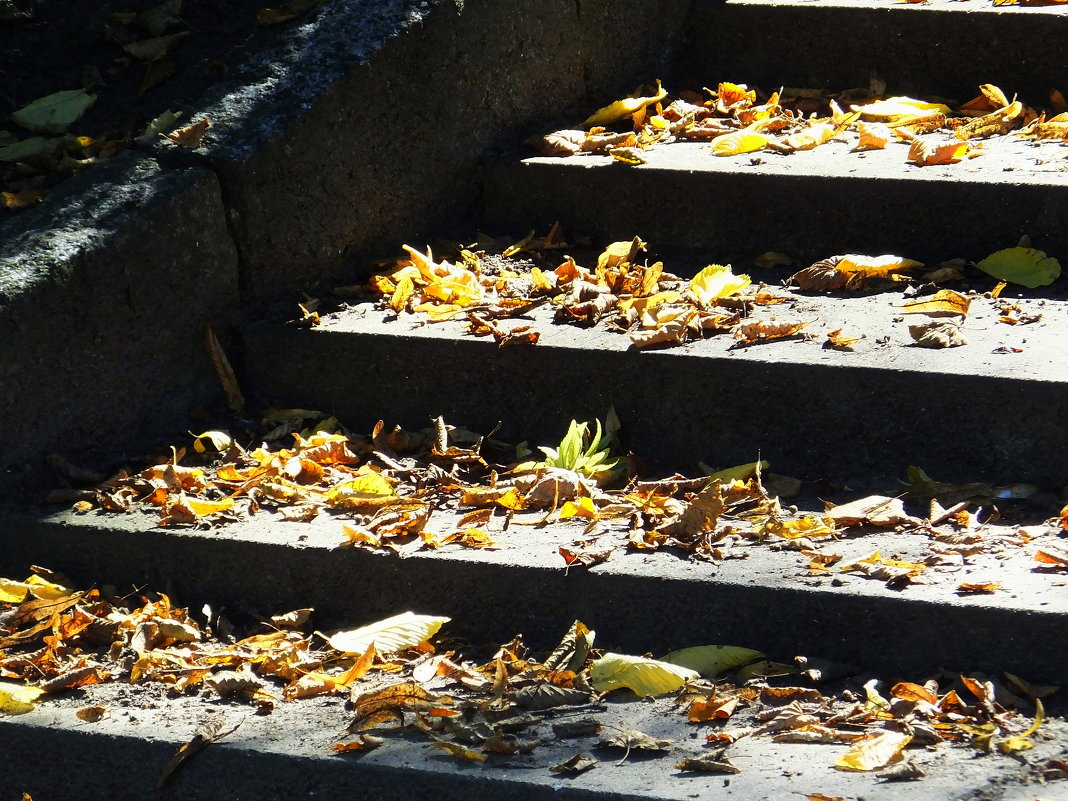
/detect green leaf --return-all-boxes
[0,136,60,163]
[590,652,698,696]
[319,612,449,656]
[659,645,764,678]
[12,89,96,135]
[976,247,1060,288]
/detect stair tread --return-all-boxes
[2,682,1064,801]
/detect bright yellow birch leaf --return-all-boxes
[977,247,1061,288]
[711,130,768,156]
[319,612,450,656]
[187,497,235,517]
[25,575,76,600]
[560,496,599,520]
[687,264,751,306]
[704,461,767,483]
[761,516,836,539]
[192,430,232,454]
[583,80,667,127]
[856,97,951,121]
[0,578,31,604]
[590,652,698,696]
[0,681,45,715]
[389,276,415,312]
[901,289,971,317]
[835,730,912,771]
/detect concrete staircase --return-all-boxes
[3,1,1068,799]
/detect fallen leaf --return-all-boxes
[76,705,108,723]
[956,582,1001,594]
[907,138,969,166]
[584,80,667,127]
[597,729,673,752]
[976,247,1060,288]
[686,264,751,307]
[660,645,764,678]
[901,289,971,317]
[432,741,487,762]
[319,612,449,656]
[733,320,806,344]
[11,89,96,134]
[590,652,698,696]
[710,130,768,156]
[0,681,44,715]
[909,320,967,348]
[852,122,892,151]
[550,753,598,775]
[835,730,912,771]
[857,97,951,121]
[163,118,211,148]
[824,496,916,527]
[676,755,741,773]
[333,735,384,753]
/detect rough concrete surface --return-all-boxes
[486,138,1068,270]
[2,684,1066,801]
[151,0,696,298]
[0,154,239,498]
[243,295,1068,486]
[3,502,1066,684]
[683,0,1068,105]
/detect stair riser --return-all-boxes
[244,325,1068,486]
[485,161,1068,270]
[684,2,1068,105]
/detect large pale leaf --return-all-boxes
[660,645,764,677]
[320,612,449,656]
[12,89,96,134]
[856,97,950,121]
[976,247,1060,288]
[590,652,698,696]
[835,730,912,771]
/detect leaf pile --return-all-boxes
[364,230,1059,355]
[1,586,1056,778]
[528,79,1068,168]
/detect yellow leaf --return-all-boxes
[608,146,647,165]
[186,497,235,517]
[0,681,44,715]
[856,97,951,121]
[704,460,768,483]
[0,578,31,604]
[710,131,768,156]
[192,430,232,454]
[660,645,764,678]
[901,289,971,317]
[762,516,836,539]
[977,247,1061,288]
[432,741,486,762]
[835,730,912,771]
[162,118,211,148]
[389,276,415,312]
[997,700,1044,754]
[686,264,751,306]
[852,122,892,151]
[590,652,698,696]
[560,496,598,520]
[25,575,76,600]
[733,320,807,344]
[583,80,667,127]
[319,612,449,656]
[783,122,836,151]
[907,138,969,166]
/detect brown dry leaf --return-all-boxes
[204,324,244,412]
[688,695,739,721]
[824,495,916,528]
[657,480,726,541]
[551,753,598,775]
[676,755,741,774]
[909,320,967,348]
[76,705,108,723]
[1034,547,1068,569]
[163,118,211,148]
[907,138,969,166]
[333,735,384,753]
[956,582,1001,594]
[824,329,861,351]
[2,189,46,208]
[901,289,970,317]
[526,130,585,156]
[432,740,487,762]
[890,682,938,705]
[349,681,454,732]
[733,320,806,344]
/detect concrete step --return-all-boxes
[2,502,1066,800]
[241,297,1068,486]
[3,504,1066,682]
[483,140,1068,273]
[685,0,1068,105]
[3,678,1065,801]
